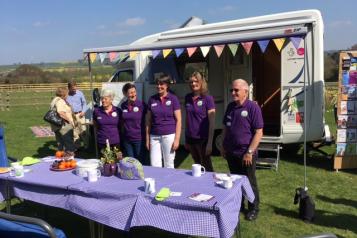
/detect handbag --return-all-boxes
[44,98,65,127]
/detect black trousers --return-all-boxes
[187,137,214,172]
[226,153,260,211]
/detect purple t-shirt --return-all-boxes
[93,106,121,145]
[185,93,215,140]
[223,100,264,157]
[148,93,181,135]
[121,99,147,142]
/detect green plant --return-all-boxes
[100,139,121,164]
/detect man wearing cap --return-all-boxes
[67,81,87,149]
[221,79,263,221]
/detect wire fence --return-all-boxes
[0,82,102,92]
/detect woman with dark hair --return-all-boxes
[146,74,181,168]
[185,71,215,171]
[121,83,147,164]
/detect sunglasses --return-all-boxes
[230,88,239,93]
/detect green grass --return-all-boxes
[0,92,356,238]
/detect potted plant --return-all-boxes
[100,139,122,176]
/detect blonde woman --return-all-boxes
[185,71,215,171]
[50,87,75,153]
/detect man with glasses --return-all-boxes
[221,79,263,221]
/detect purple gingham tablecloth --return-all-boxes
[0,161,254,238]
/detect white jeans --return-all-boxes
[150,134,175,168]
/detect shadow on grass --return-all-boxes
[280,143,334,171]
[316,195,357,209]
[271,205,357,236]
[32,140,57,158]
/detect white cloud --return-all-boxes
[328,20,352,28]
[117,17,146,27]
[96,25,107,30]
[90,30,129,37]
[208,5,236,15]
[220,5,235,12]
[33,21,50,28]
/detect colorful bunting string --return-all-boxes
[87,36,304,64]
[214,45,225,58]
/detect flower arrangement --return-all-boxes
[100,139,122,176]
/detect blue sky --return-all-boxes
[0,0,356,65]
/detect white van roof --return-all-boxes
[83,9,322,54]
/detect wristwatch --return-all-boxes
[247,149,254,154]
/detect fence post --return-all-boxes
[6,92,10,111]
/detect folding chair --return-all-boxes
[0,125,9,167]
[0,211,66,238]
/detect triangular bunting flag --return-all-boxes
[187,47,197,57]
[273,38,286,52]
[89,53,97,63]
[109,52,118,62]
[83,54,88,61]
[200,46,211,57]
[141,51,150,58]
[228,44,238,56]
[214,45,225,58]
[257,40,270,53]
[174,48,184,57]
[129,51,138,59]
[152,50,161,59]
[163,49,172,58]
[290,36,302,50]
[118,52,127,62]
[241,42,253,55]
[99,53,107,63]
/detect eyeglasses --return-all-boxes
[230,88,239,93]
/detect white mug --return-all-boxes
[192,164,205,177]
[222,177,233,189]
[87,169,101,182]
[144,178,156,194]
[14,165,24,178]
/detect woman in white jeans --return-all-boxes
[146,74,181,168]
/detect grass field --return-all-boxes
[0,91,356,238]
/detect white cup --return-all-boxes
[87,169,101,182]
[13,165,24,178]
[9,162,20,177]
[222,177,233,189]
[192,164,205,177]
[144,178,156,194]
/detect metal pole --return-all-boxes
[87,53,98,158]
[303,37,307,190]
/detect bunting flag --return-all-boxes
[99,53,107,63]
[163,49,172,58]
[89,53,97,63]
[141,50,150,58]
[228,44,238,56]
[257,40,270,53]
[152,50,161,59]
[129,51,138,59]
[187,47,197,57]
[290,36,303,50]
[118,52,127,62]
[200,46,211,57]
[241,42,253,55]
[273,38,286,52]
[174,48,185,57]
[109,52,118,62]
[214,45,225,58]
[83,53,88,61]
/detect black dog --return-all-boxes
[294,187,315,222]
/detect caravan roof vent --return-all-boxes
[179,16,206,28]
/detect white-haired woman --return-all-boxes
[92,89,122,151]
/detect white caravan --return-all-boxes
[84,9,328,153]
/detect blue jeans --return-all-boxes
[122,140,147,165]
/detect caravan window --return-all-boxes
[182,62,208,82]
[112,70,133,82]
